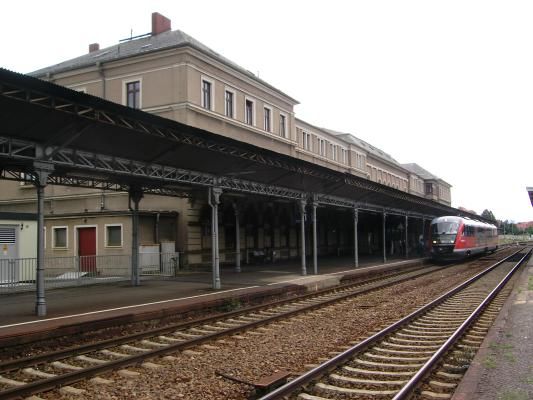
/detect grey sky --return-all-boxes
[3,0,532,222]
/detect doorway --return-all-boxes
[77,227,96,272]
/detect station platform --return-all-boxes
[0,255,424,345]
[453,254,533,400]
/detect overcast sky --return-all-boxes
[2,1,532,222]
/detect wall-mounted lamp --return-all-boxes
[20,223,24,231]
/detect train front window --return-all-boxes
[432,222,459,235]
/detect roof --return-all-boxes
[30,29,298,104]
[402,163,451,186]
[527,187,533,207]
[320,128,403,167]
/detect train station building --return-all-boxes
[0,13,467,315]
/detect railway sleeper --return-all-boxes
[363,352,429,363]
[314,381,398,396]
[388,337,443,346]
[328,373,407,387]
[396,332,450,340]
[0,375,26,387]
[401,327,457,335]
[342,365,413,377]
[100,349,129,358]
[381,341,441,350]
[76,355,108,365]
[352,358,424,370]
[429,379,457,391]
[51,361,83,371]
[373,346,435,356]
[420,390,453,399]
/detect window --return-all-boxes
[52,227,68,248]
[425,183,433,194]
[106,224,123,247]
[224,90,234,118]
[126,81,140,109]
[202,79,212,110]
[341,148,346,164]
[264,107,271,132]
[245,99,254,125]
[318,139,326,156]
[331,144,338,161]
[279,114,287,137]
[302,131,312,151]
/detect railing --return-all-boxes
[0,252,179,294]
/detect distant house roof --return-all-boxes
[402,163,451,186]
[320,128,402,167]
[30,29,298,104]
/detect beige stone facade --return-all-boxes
[0,13,452,265]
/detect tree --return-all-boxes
[481,209,496,221]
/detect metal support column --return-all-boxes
[129,188,143,286]
[383,212,387,264]
[405,215,409,259]
[312,199,318,275]
[33,161,54,317]
[422,217,426,257]
[299,198,307,276]
[208,187,222,289]
[353,208,359,268]
[233,203,241,273]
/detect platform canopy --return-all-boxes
[0,67,475,218]
[527,187,533,207]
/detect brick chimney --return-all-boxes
[89,43,100,53]
[152,12,171,36]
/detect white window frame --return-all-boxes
[318,139,326,157]
[201,76,215,111]
[122,77,143,109]
[263,105,272,132]
[279,113,288,138]
[244,97,255,126]
[52,226,68,249]
[105,224,123,248]
[302,131,312,151]
[224,87,236,118]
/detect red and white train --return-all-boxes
[430,216,498,260]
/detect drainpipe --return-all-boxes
[97,62,106,99]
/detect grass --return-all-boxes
[497,390,528,400]
[528,276,533,291]
[483,355,497,369]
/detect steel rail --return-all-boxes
[392,248,532,399]
[0,264,443,399]
[257,247,526,400]
[0,264,427,373]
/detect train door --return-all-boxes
[78,227,96,272]
[0,225,18,283]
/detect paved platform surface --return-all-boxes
[0,255,422,341]
[453,255,533,400]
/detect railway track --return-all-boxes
[0,262,448,399]
[258,247,531,400]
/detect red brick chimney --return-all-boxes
[152,12,171,36]
[88,43,100,53]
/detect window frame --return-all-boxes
[122,78,142,109]
[105,224,123,248]
[263,106,272,132]
[52,226,68,249]
[279,113,287,138]
[244,97,255,126]
[224,88,235,118]
[201,77,214,111]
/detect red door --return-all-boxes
[78,227,96,272]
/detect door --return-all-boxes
[78,227,96,272]
[0,226,18,283]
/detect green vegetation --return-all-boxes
[483,355,497,369]
[528,276,533,291]
[497,390,528,400]
[219,297,242,312]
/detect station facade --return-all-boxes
[0,13,452,269]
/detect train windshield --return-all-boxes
[432,222,459,235]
